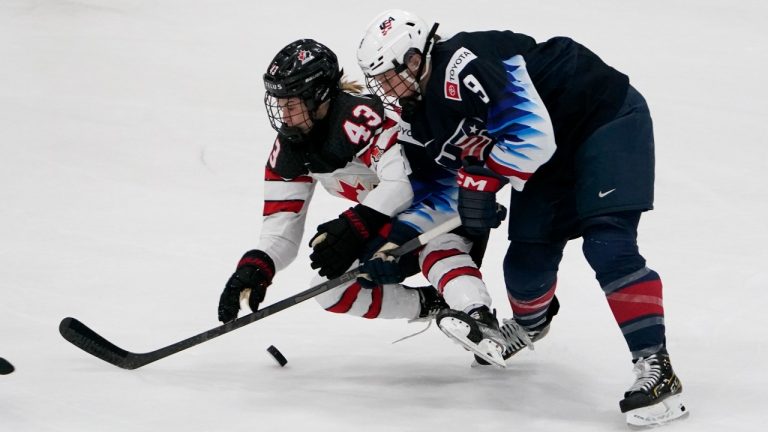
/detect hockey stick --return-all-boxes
[0,357,14,375]
[59,216,461,370]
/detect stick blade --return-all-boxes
[0,357,14,375]
[59,317,144,370]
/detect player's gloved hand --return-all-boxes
[357,220,423,288]
[218,249,275,323]
[358,242,404,288]
[457,157,509,236]
[309,204,389,279]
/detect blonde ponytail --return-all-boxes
[339,76,365,94]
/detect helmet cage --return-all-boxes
[363,61,414,110]
[263,95,314,140]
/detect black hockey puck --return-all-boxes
[266,345,287,367]
[0,357,14,375]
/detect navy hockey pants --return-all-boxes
[503,211,666,359]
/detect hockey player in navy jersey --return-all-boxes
[217,39,509,366]
[356,9,686,426]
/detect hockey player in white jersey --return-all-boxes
[216,39,508,366]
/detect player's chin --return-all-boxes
[398,88,417,99]
[297,122,313,134]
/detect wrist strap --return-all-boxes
[238,249,276,280]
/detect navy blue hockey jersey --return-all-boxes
[402,31,629,190]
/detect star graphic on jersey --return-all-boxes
[337,180,367,202]
[468,124,479,134]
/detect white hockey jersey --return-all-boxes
[256,92,413,271]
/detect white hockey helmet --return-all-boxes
[357,9,431,77]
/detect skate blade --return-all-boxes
[470,357,509,368]
[438,317,507,368]
[626,393,689,428]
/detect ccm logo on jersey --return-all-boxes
[457,170,505,192]
[445,48,477,101]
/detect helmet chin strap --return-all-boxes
[400,22,440,122]
[413,22,440,91]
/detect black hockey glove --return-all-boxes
[309,204,390,279]
[218,249,275,323]
[457,158,509,237]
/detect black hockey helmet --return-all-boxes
[263,39,342,140]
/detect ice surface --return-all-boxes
[1,1,766,430]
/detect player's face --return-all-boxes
[372,67,418,100]
[278,97,313,132]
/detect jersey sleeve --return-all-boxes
[393,168,459,238]
[457,50,557,191]
[256,164,317,272]
[357,112,414,217]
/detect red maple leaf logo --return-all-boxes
[369,144,383,163]
[337,180,367,202]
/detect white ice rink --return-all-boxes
[1,1,766,430]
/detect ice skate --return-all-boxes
[620,349,688,427]
[436,306,507,368]
[472,296,559,367]
[471,318,551,367]
[390,286,449,344]
[411,285,449,322]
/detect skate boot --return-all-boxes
[503,318,551,353]
[413,286,449,322]
[473,296,559,367]
[436,306,507,367]
[470,318,548,367]
[620,348,688,427]
[390,286,449,344]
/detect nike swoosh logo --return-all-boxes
[598,189,616,198]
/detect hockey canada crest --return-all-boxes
[297,50,314,65]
